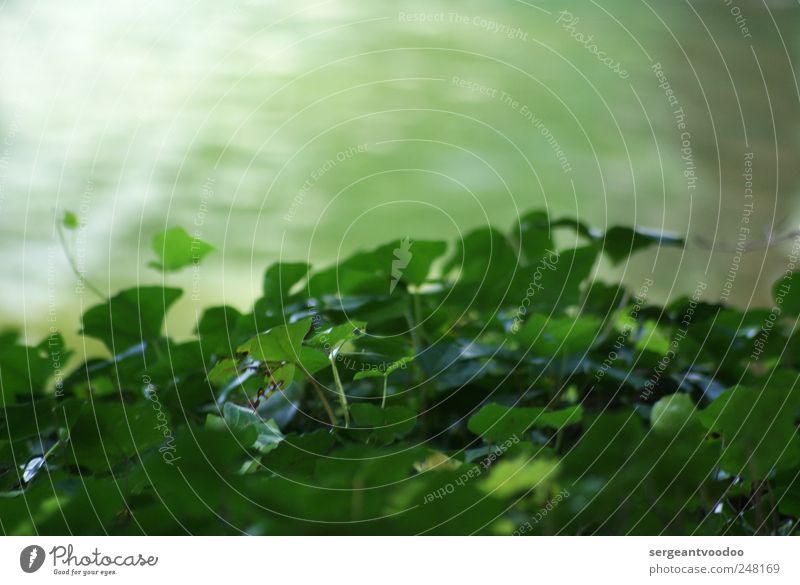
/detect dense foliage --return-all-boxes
[2,211,799,535]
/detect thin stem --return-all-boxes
[298,363,336,427]
[42,439,61,461]
[56,221,106,300]
[412,292,426,344]
[330,357,350,427]
[381,376,388,408]
[405,294,423,351]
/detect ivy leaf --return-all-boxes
[222,403,284,453]
[468,404,583,443]
[349,403,417,445]
[237,318,313,362]
[481,457,560,498]
[149,226,215,272]
[775,272,800,315]
[68,403,167,471]
[62,210,79,230]
[255,262,310,314]
[698,374,800,478]
[602,226,684,266]
[81,287,182,351]
[516,210,554,264]
[516,315,603,356]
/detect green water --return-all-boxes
[0,0,798,348]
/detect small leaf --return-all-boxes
[150,226,215,272]
[62,210,79,230]
[602,226,684,266]
[349,404,417,445]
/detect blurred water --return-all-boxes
[0,0,798,346]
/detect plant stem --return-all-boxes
[381,376,388,408]
[405,306,421,352]
[298,364,336,427]
[56,221,106,300]
[300,365,336,427]
[330,357,350,428]
[311,381,337,427]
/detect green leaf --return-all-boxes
[516,315,603,356]
[237,318,313,362]
[698,375,800,478]
[62,210,79,230]
[149,226,215,272]
[468,404,583,443]
[306,239,446,298]
[255,263,311,315]
[515,246,598,314]
[650,393,696,435]
[81,287,182,351]
[222,402,284,453]
[308,321,367,356]
[349,403,417,445]
[295,347,331,376]
[206,358,240,386]
[446,227,519,309]
[0,334,72,403]
[602,226,684,266]
[481,457,560,498]
[775,272,800,315]
[68,402,167,471]
[516,211,554,264]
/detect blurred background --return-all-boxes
[0,0,798,351]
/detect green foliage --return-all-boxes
[2,212,799,536]
[62,210,79,230]
[150,226,215,272]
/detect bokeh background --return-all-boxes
[0,0,798,353]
